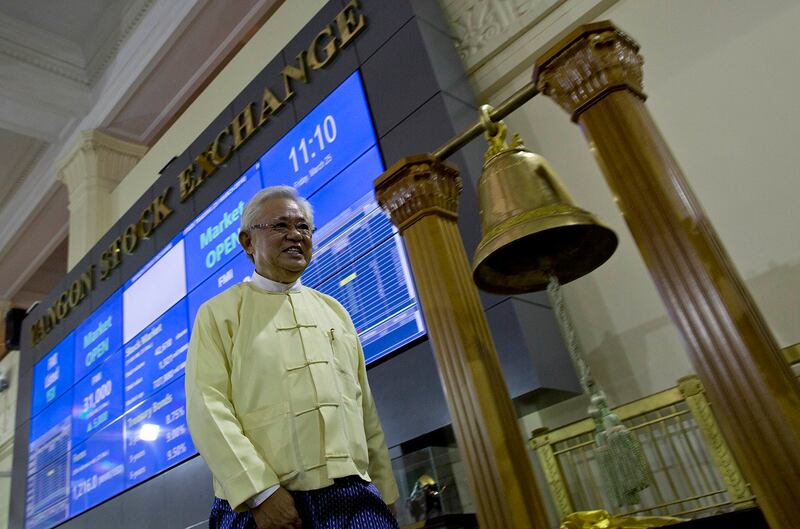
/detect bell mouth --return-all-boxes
[472,207,618,294]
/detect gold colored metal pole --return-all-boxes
[375,155,551,529]
[533,21,800,529]
[432,83,539,160]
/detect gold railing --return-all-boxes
[530,374,756,521]
[783,342,800,365]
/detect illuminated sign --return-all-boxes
[31,334,75,417]
[72,349,124,445]
[74,292,122,382]
[182,170,261,292]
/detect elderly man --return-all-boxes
[186,186,399,529]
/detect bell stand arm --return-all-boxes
[432,83,539,160]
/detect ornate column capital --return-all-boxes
[374,154,462,232]
[533,21,645,121]
[56,129,148,196]
[55,129,148,269]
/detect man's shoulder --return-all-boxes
[197,282,250,318]
[301,287,349,317]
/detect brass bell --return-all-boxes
[472,107,618,294]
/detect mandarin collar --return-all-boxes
[249,271,302,292]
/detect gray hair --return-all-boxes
[240,185,314,233]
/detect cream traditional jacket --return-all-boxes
[185,279,399,512]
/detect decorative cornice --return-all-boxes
[0,138,62,263]
[0,12,87,84]
[374,154,463,232]
[0,0,155,87]
[533,21,644,121]
[0,140,48,213]
[442,0,561,69]
[86,0,157,85]
[80,0,204,130]
[3,221,68,303]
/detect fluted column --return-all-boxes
[533,21,800,528]
[57,129,148,269]
[375,155,550,529]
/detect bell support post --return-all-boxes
[374,155,551,529]
[533,21,800,529]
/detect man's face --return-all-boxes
[238,197,313,283]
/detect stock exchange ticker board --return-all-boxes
[25,70,426,529]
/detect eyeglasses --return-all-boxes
[249,221,315,237]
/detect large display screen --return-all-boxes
[25,70,425,528]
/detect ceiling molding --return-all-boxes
[0,139,69,263]
[0,0,205,265]
[0,11,87,84]
[0,181,68,302]
[86,0,157,85]
[0,1,156,88]
[86,0,208,132]
[0,139,47,213]
[132,0,282,144]
[3,218,68,302]
[0,86,77,142]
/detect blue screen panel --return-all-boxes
[124,376,196,487]
[27,412,71,529]
[314,235,424,363]
[124,298,190,410]
[25,458,70,529]
[74,291,123,383]
[123,238,187,344]
[69,418,125,517]
[183,169,261,293]
[301,152,392,289]
[187,250,253,329]
[72,349,124,445]
[32,333,75,417]
[360,303,425,364]
[259,71,377,196]
[28,389,72,476]
[307,145,383,228]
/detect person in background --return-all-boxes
[186,185,399,529]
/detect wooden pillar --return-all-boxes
[533,21,800,528]
[375,155,550,529]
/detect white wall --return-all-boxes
[461,0,800,430]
